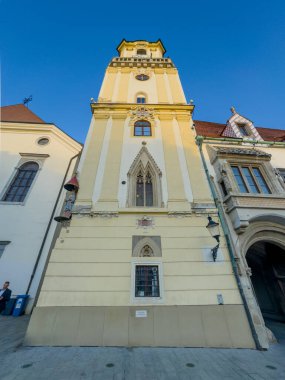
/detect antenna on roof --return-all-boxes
[23,95,33,108]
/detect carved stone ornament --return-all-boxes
[136,215,154,229]
[133,67,152,77]
[129,106,155,125]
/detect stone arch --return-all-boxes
[239,216,285,344]
[132,236,162,257]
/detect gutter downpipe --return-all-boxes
[196,135,263,350]
[25,152,81,296]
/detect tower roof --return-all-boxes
[0,104,45,123]
[116,39,166,55]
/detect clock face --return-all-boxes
[135,74,149,81]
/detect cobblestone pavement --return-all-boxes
[1,315,285,380]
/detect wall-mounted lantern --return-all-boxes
[206,216,220,262]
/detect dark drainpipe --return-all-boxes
[196,135,263,350]
[25,152,81,296]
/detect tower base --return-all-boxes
[25,305,255,348]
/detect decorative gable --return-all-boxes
[222,107,263,141]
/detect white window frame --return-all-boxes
[130,261,164,304]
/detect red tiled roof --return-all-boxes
[194,120,225,137]
[194,120,285,142]
[0,104,45,123]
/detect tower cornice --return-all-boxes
[90,103,194,115]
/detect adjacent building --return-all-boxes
[0,104,82,312]
[26,40,256,348]
[195,108,285,348]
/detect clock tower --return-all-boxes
[26,40,255,348]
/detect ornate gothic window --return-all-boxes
[134,120,151,136]
[1,162,39,202]
[127,146,163,208]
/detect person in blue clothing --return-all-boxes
[0,281,11,314]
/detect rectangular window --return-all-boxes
[135,265,160,297]
[231,165,271,194]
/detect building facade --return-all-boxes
[0,104,82,312]
[195,108,285,348]
[26,40,255,348]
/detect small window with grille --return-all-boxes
[135,265,160,297]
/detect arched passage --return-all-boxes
[247,241,285,323]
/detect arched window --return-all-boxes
[136,94,146,104]
[134,120,151,136]
[2,162,39,202]
[136,169,154,206]
[137,49,147,55]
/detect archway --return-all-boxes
[247,241,285,338]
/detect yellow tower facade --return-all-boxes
[26,40,255,348]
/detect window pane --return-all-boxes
[231,166,248,193]
[242,167,259,193]
[252,168,271,194]
[134,127,142,136]
[145,172,153,206]
[136,172,144,206]
[143,127,151,136]
[135,265,160,297]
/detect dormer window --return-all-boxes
[238,124,250,137]
[137,49,147,56]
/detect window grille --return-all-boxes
[2,162,39,202]
[135,265,160,297]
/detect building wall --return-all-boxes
[0,122,81,312]
[200,139,285,348]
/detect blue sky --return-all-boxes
[1,0,285,143]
